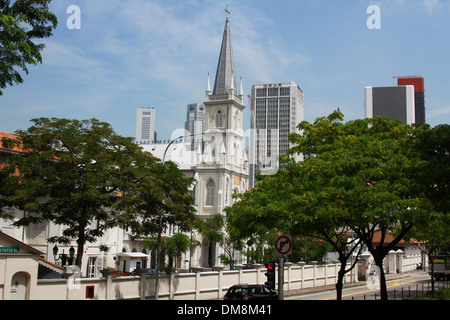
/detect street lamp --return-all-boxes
[154,133,202,300]
[69,246,75,265]
[52,244,59,260]
[52,244,68,266]
[52,244,76,267]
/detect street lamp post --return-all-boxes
[154,134,200,300]
[52,244,76,267]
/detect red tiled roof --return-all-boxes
[372,230,421,244]
[372,231,405,244]
[0,131,23,153]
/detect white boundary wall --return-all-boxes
[31,262,358,300]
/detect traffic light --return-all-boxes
[265,262,276,290]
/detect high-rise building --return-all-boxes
[136,107,156,144]
[365,86,416,125]
[365,76,426,125]
[396,76,425,124]
[250,82,304,187]
[185,103,205,140]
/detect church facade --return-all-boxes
[139,14,249,269]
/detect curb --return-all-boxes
[284,270,422,298]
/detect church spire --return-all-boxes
[213,9,237,95]
[206,73,211,95]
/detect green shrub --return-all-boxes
[407,287,450,300]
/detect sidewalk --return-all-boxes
[284,270,420,298]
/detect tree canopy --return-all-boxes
[0,118,197,268]
[0,0,57,94]
[227,111,434,300]
[403,124,450,289]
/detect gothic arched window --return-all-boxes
[234,110,240,129]
[215,110,223,128]
[206,179,215,206]
[225,177,230,204]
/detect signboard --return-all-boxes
[275,236,292,255]
[0,247,20,253]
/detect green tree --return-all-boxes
[227,111,431,300]
[404,124,450,294]
[143,233,191,273]
[1,118,149,268]
[118,153,198,238]
[225,170,293,266]
[289,111,430,300]
[117,150,198,276]
[291,237,334,264]
[414,124,450,215]
[227,156,363,300]
[0,0,57,94]
[198,213,225,269]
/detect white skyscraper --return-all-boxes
[185,103,205,135]
[250,82,304,187]
[136,107,156,144]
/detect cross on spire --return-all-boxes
[213,11,236,95]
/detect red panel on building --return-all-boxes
[397,77,424,93]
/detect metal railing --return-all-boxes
[354,278,450,300]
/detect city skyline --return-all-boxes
[1,0,449,141]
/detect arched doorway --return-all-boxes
[202,238,215,268]
[10,272,29,300]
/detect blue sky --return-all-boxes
[1,0,449,141]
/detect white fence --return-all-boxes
[32,262,357,300]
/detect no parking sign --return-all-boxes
[275,235,292,255]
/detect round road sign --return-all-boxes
[275,235,292,255]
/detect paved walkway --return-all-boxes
[284,270,422,298]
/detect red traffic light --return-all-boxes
[268,264,274,270]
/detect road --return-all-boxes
[287,272,446,300]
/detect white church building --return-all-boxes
[139,14,249,269]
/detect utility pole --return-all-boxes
[278,258,284,300]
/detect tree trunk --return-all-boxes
[75,240,84,270]
[335,267,345,301]
[335,282,343,301]
[429,257,435,297]
[75,224,86,270]
[374,256,388,300]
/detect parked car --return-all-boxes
[129,268,157,276]
[224,284,278,300]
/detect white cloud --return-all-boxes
[73,1,312,91]
[422,0,443,14]
[42,41,108,85]
[428,106,450,119]
[366,0,449,14]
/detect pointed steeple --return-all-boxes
[206,73,211,95]
[213,15,237,95]
[239,77,243,97]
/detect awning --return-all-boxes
[38,257,66,274]
[115,252,149,259]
